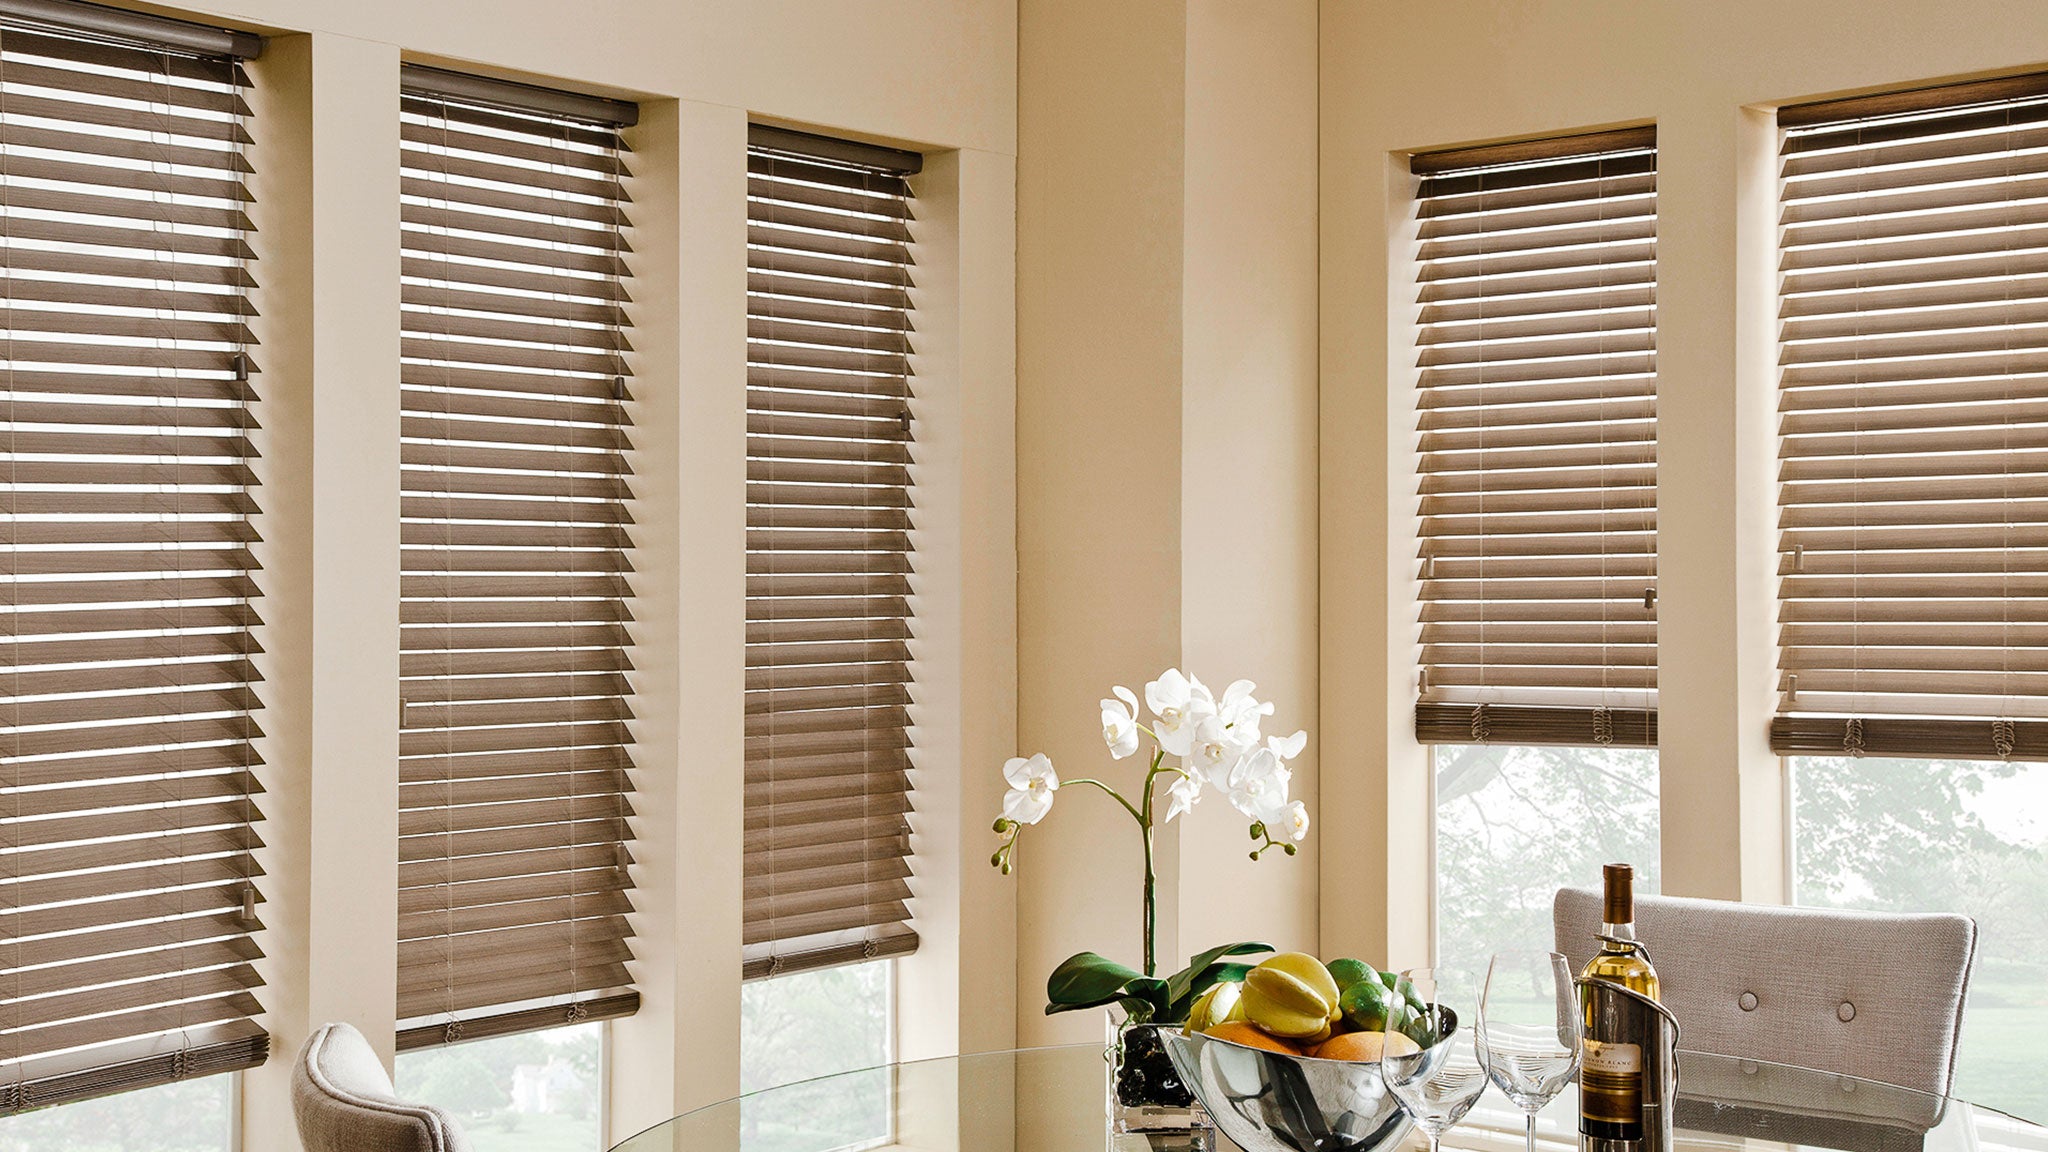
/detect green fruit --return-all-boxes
[1240,952,1342,1039]
[1325,958,1374,993]
[1339,977,1394,1032]
[1379,970,1400,991]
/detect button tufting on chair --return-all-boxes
[1739,991,1758,1011]
[1838,1001,1856,1022]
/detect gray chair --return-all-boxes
[292,1022,472,1152]
[1554,888,1977,1098]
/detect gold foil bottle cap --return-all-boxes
[1603,862,1635,924]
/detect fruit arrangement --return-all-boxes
[1184,952,1426,1062]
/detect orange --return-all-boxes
[1309,1031,1385,1062]
[1202,1021,1305,1056]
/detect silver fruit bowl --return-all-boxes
[1163,1030,1413,1152]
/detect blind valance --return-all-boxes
[0,17,268,1112]
[396,75,641,1050]
[1409,127,1660,748]
[744,129,922,980]
[1774,75,2048,760]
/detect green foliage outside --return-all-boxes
[1434,744,2048,1125]
[394,1021,603,1152]
[1792,756,2048,1124]
[740,961,891,1152]
[0,1074,232,1152]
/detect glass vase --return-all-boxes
[1107,1017,1210,1144]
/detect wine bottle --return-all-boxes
[1579,863,1660,1144]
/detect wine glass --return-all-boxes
[1479,951,1583,1152]
[1381,968,1489,1152]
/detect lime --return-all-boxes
[1338,977,1394,1032]
[1325,958,1374,993]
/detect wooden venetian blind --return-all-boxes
[1410,128,1660,749]
[396,68,641,1050]
[0,11,270,1112]
[1774,75,2048,760]
[745,126,923,980]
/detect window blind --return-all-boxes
[745,126,923,980]
[1774,74,2048,760]
[1410,127,1660,749]
[0,12,269,1112]
[396,69,640,1051]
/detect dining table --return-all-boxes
[606,1043,2046,1152]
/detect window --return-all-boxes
[739,960,892,1152]
[1774,74,2048,757]
[0,9,268,1127]
[394,67,642,1057]
[743,127,924,979]
[1776,74,2048,1122]
[395,1020,604,1152]
[1408,129,1662,971]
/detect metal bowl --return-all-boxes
[1163,1030,1414,1152]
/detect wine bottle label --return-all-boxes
[1580,1039,1644,1127]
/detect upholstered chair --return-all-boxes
[1554,888,1977,1099]
[292,1022,472,1152]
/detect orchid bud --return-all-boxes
[993,817,1015,833]
[1283,844,1297,856]
[1249,821,1265,840]
[990,851,1003,868]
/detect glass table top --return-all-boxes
[609,1043,2044,1152]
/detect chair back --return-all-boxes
[292,1022,472,1152]
[1553,888,1977,1097]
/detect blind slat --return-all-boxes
[1774,77,2048,754]
[0,24,269,1109]
[746,133,921,980]
[398,84,638,1043]
[1412,132,1658,738]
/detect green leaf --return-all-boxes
[1044,973,1172,1021]
[1163,941,1272,1010]
[1045,951,1143,1011]
[1164,961,1254,1022]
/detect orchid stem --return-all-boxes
[1060,777,1143,825]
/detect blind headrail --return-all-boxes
[749,123,922,175]
[0,0,262,58]
[1409,124,1655,176]
[401,63,637,128]
[1780,70,2048,128]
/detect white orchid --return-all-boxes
[1267,729,1307,761]
[1162,773,1203,823]
[1276,800,1310,843]
[1001,753,1059,825]
[1188,713,1245,787]
[990,669,1312,971]
[1215,679,1274,743]
[1225,747,1293,823]
[1100,686,1140,759]
[1145,668,1214,756]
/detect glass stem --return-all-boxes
[1526,1111,1538,1152]
[1428,1133,1443,1152]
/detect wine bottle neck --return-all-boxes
[1600,921,1639,949]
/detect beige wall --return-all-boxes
[1320,0,2048,967]
[100,0,1019,1146]
[1015,0,1320,1046]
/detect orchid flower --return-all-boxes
[1188,713,1242,786]
[1267,729,1307,761]
[1276,800,1310,843]
[1144,669,1212,756]
[1100,686,1140,760]
[1225,747,1292,823]
[1215,679,1274,743]
[1162,773,1202,823]
[1001,753,1059,825]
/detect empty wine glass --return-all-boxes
[1479,951,1583,1152]
[1381,968,1489,1152]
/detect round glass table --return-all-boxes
[609,1043,2042,1152]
